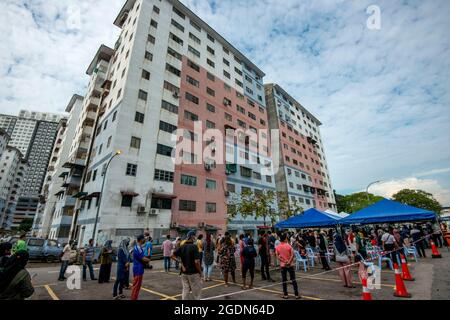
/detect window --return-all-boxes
[167,47,182,60]
[130,136,141,149]
[240,166,252,178]
[107,136,112,148]
[207,33,215,42]
[126,163,137,176]
[185,92,199,104]
[186,75,200,87]
[206,202,216,213]
[189,32,201,44]
[206,179,217,189]
[223,58,230,66]
[266,175,272,183]
[179,200,196,212]
[159,121,177,133]
[248,112,256,120]
[184,110,198,121]
[207,72,215,81]
[138,89,148,101]
[151,198,172,209]
[121,195,133,207]
[207,59,215,68]
[163,81,180,94]
[206,103,215,113]
[145,51,153,61]
[206,87,215,97]
[154,169,174,182]
[153,5,160,14]
[206,120,215,129]
[234,67,243,76]
[161,100,178,114]
[190,20,201,32]
[150,19,158,28]
[237,105,246,114]
[207,46,215,55]
[187,60,200,72]
[157,144,173,157]
[166,63,181,77]
[188,45,200,57]
[225,113,232,121]
[235,79,243,87]
[237,119,246,128]
[148,34,155,44]
[223,70,230,79]
[169,32,183,45]
[172,7,185,19]
[92,169,98,181]
[142,69,150,80]
[227,183,236,193]
[181,174,197,186]
[253,171,261,180]
[171,19,184,32]
[112,111,117,121]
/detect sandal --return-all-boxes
[241,286,247,290]
[281,295,289,299]
[295,296,301,300]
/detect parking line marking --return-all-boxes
[44,285,59,300]
[256,287,323,300]
[161,282,225,300]
[141,286,177,300]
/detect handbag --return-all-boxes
[334,245,350,263]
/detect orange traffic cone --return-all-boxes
[430,240,442,258]
[393,263,411,298]
[400,254,414,281]
[361,278,373,300]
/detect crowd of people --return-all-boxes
[0,221,447,300]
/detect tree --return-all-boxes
[277,192,304,220]
[228,189,278,226]
[392,189,442,214]
[17,218,33,232]
[334,192,346,213]
[338,192,384,213]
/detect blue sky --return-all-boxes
[1,0,449,205]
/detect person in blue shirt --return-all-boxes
[131,235,150,300]
[143,234,153,269]
[113,238,131,299]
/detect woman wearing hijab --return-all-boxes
[0,242,13,267]
[98,240,113,283]
[113,238,130,299]
[0,250,34,300]
[333,232,354,288]
[202,233,215,282]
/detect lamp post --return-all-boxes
[366,180,381,202]
[91,150,121,242]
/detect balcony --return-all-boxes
[63,196,76,208]
[101,80,112,98]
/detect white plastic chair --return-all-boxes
[294,250,308,272]
[403,246,419,262]
[306,248,316,267]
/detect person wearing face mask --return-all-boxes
[113,238,131,300]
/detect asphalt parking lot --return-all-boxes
[29,248,449,300]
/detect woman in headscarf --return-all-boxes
[333,232,354,288]
[98,240,113,284]
[202,233,215,282]
[113,238,130,299]
[0,250,34,300]
[0,242,13,267]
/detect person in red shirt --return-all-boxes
[275,233,300,299]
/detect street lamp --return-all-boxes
[91,150,121,241]
[366,180,381,202]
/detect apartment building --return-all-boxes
[0,146,28,229]
[265,84,336,214]
[72,0,275,245]
[0,111,63,229]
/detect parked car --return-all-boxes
[149,237,176,260]
[26,238,63,262]
[75,246,118,264]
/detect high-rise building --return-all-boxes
[32,95,84,242]
[71,0,275,245]
[265,84,336,213]
[0,146,28,229]
[0,110,64,229]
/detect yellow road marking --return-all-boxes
[141,286,177,300]
[161,282,225,300]
[44,285,59,300]
[256,287,323,300]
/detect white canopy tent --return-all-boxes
[324,209,349,219]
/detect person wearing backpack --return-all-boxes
[0,250,34,300]
[382,228,398,266]
[241,238,257,290]
[333,232,355,288]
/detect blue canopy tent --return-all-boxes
[275,208,341,229]
[340,198,437,225]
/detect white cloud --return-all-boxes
[370,177,450,206]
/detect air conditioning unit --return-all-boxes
[173,91,179,99]
[149,208,160,216]
[137,205,147,214]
